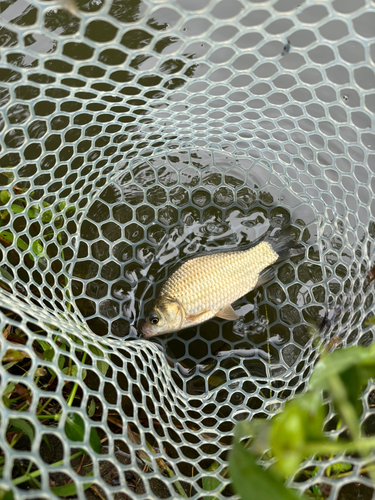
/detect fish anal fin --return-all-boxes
[255,268,275,288]
[216,304,239,320]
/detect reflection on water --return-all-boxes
[71,151,323,395]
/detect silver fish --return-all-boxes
[142,232,301,337]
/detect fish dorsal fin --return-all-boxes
[216,304,239,320]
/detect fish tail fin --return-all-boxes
[264,227,305,262]
[255,268,276,288]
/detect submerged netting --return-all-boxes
[0,0,375,497]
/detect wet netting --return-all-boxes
[0,0,375,498]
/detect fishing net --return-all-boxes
[0,0,374,497]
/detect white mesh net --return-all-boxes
[0,0,374,498]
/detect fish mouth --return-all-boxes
[141,322,171,338]
[140,322,156,339]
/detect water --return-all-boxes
[70,150,324,395]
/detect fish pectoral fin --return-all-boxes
[186,310,211,322]
[216,304,239,320]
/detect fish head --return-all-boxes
[141,297,185,338]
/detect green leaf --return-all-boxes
[32,239,43,256]
[58,355,65,370]
[0,231,29,251]
[231,420,271,457]
[310,346,375,425]
[42,434,51,450]
[231,393,325,479]
[15,236,29,251]
[340,363,375,415]
[56,218,64,231]
[66,206,76,217]
[27,205,40,219]
[37,340,52,351]
[51,481,78,497]
[311,484,324,500]
[9,418,34,443]
[89,427,101,453]
[202,461,222,499]
[3,381,17,396]
[47,367,57,379]
[2,396,10,409]
[89,345,104,358]
[97,360,109,376]
[0,191,10,204]
[51,475,92,497]
[0,209,9,220]
[43,349,55,362]
[309,346,374,391]
[0,489,14,500]
[41,209,52,223]
[10,204,24,214]
[269,409,304,476]
[326,461,351,477]
[87,399,95,418]
[57,338,68,350]
[269,391,325,477]
[62,365,78,377]
[229,438,300,500]
[0,231,13,244]
[65,413,85,442]
[2,349,29,363]
[0,266,14,281]
[366,316,375,325]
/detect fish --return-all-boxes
[141,230,303,338]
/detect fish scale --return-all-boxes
[159,241,278,315]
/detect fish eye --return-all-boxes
[149,313,159,325]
